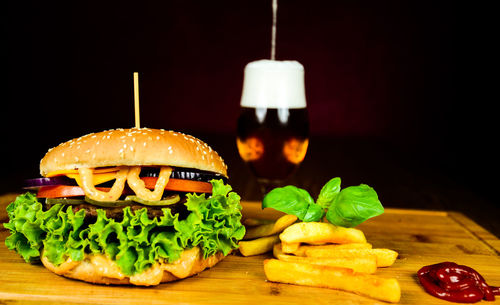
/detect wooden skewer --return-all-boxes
[133,72,140,128]
[271,0,278,60]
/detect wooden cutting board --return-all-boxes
[0,195,499,305]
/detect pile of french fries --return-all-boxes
[239,215,401,303]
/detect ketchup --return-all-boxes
[417,262,500,303]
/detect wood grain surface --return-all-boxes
[0,195,499,304]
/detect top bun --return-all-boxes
[40,128,228,177]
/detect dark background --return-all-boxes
[3,1,498,234]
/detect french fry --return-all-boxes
[238,235,280,256]
[280,222,366,244]
[273,243,377,274]
[243,218,275,227]
[273,242,285,258]
[304,248,398,267]
[243,214,298,240]
[281,242,301,254]
[292,243,372,256]
[263,259,401,303]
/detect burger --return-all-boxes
[3,128,245,286]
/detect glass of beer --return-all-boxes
[236,60,309,196]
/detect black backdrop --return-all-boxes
[3,1,497,207]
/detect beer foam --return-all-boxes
[240,60,307,109]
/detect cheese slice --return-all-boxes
[46,167,119,186]
[46,167,120,177]
[68,172,117,186]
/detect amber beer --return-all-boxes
[237,107,309,181]
[236,60,309,186]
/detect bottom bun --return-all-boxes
[41,247,226,286]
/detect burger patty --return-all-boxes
[45,197,189,222]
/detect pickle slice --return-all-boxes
[125,194,180,206]
[84,196,133,207]
[46,198,86,205]
[45,196,179,208]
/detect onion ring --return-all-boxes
[127,166,172,201]
[78,167,129,201]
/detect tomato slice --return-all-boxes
[37,185,104,198]
[37,178,212,198]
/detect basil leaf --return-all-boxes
[316,177,341,208]
[262,185,324,222]
[303,203,325,222]
[325,184,384,227]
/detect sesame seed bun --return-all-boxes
[40,128,228,177]
[41,247,225,286]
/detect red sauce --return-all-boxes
[417,262,500,303]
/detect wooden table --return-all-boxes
[0,194,499,304]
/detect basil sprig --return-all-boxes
[262,177,384,227]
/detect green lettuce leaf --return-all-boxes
[3,180,245,276]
